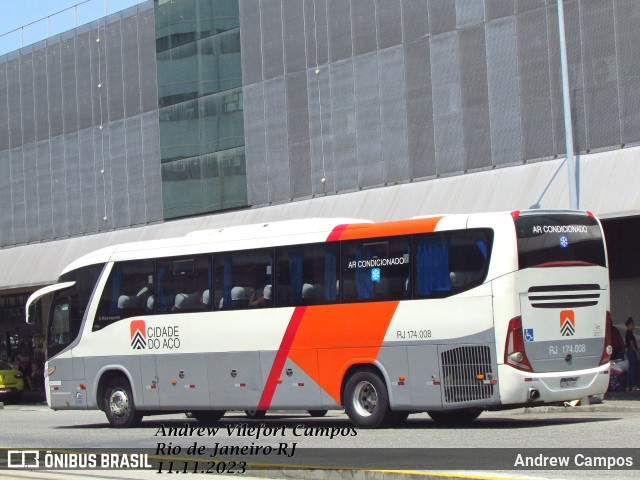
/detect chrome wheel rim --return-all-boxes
[109,389,129,418]
[352,380,378,417]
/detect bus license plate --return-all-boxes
[560,377,578,388]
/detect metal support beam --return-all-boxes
[557,0,578,210]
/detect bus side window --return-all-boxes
[341,237,411,302]
[414,229,492,299]
[447,230,492,290]
[94,260,155,330]
[214,249,273,310]
[414,234,451,298]
[157,255,211,313]
[275,243,338,307]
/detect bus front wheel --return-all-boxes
[343,370,391,429]
[103,377,143,428]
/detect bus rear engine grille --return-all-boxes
[528,284,601,309]
[441,345,494,403]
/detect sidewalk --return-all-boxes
[603,389,640,401]
[517,389,640,414]
[1,392,638,480]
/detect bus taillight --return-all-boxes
[599,311,613,365]
[505,316,533,371]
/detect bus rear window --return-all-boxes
[515,213,606,269]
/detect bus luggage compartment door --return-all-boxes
[406,345,441,409]
[519,283,606,373]
[206,351,263,409]
[156,353,210,409]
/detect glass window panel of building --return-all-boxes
[155,0,246,219]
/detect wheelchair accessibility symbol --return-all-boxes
[524,329,534,342]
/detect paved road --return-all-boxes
[1,398,639,479]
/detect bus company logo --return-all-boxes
[130,320,147,349]
[560,310,575,336]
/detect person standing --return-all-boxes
[32,337,45,391]
[611,320,626,361]
[16,342,34,392]
[625,317,640,391]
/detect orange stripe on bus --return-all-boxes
[327,217,443,241]
[288,302,399,403]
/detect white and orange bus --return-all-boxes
[26,210,612,428]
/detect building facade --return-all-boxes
[1,0,640,346]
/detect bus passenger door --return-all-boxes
[139,355,159,408]
[46,296,85,410]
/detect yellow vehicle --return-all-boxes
[0,360,24,401]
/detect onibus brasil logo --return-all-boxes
[130,320,147,349]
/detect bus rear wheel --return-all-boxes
[343,370,391,429]
[427,408,482,425]
[103,377,143,428]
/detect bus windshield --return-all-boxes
[514,212,606,269]
[47,264,105,359]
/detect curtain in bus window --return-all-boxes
[355,247,374,300]
[267,254,273,288]
[109,267,122,315]
[415,236,451,296]
[476,238,488,260]
[203,260,212,307]
[156,266,170,312]
[404,244,411,297]
[289,251,303,305]
[324,246,337,302]
[223,257,232,308]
